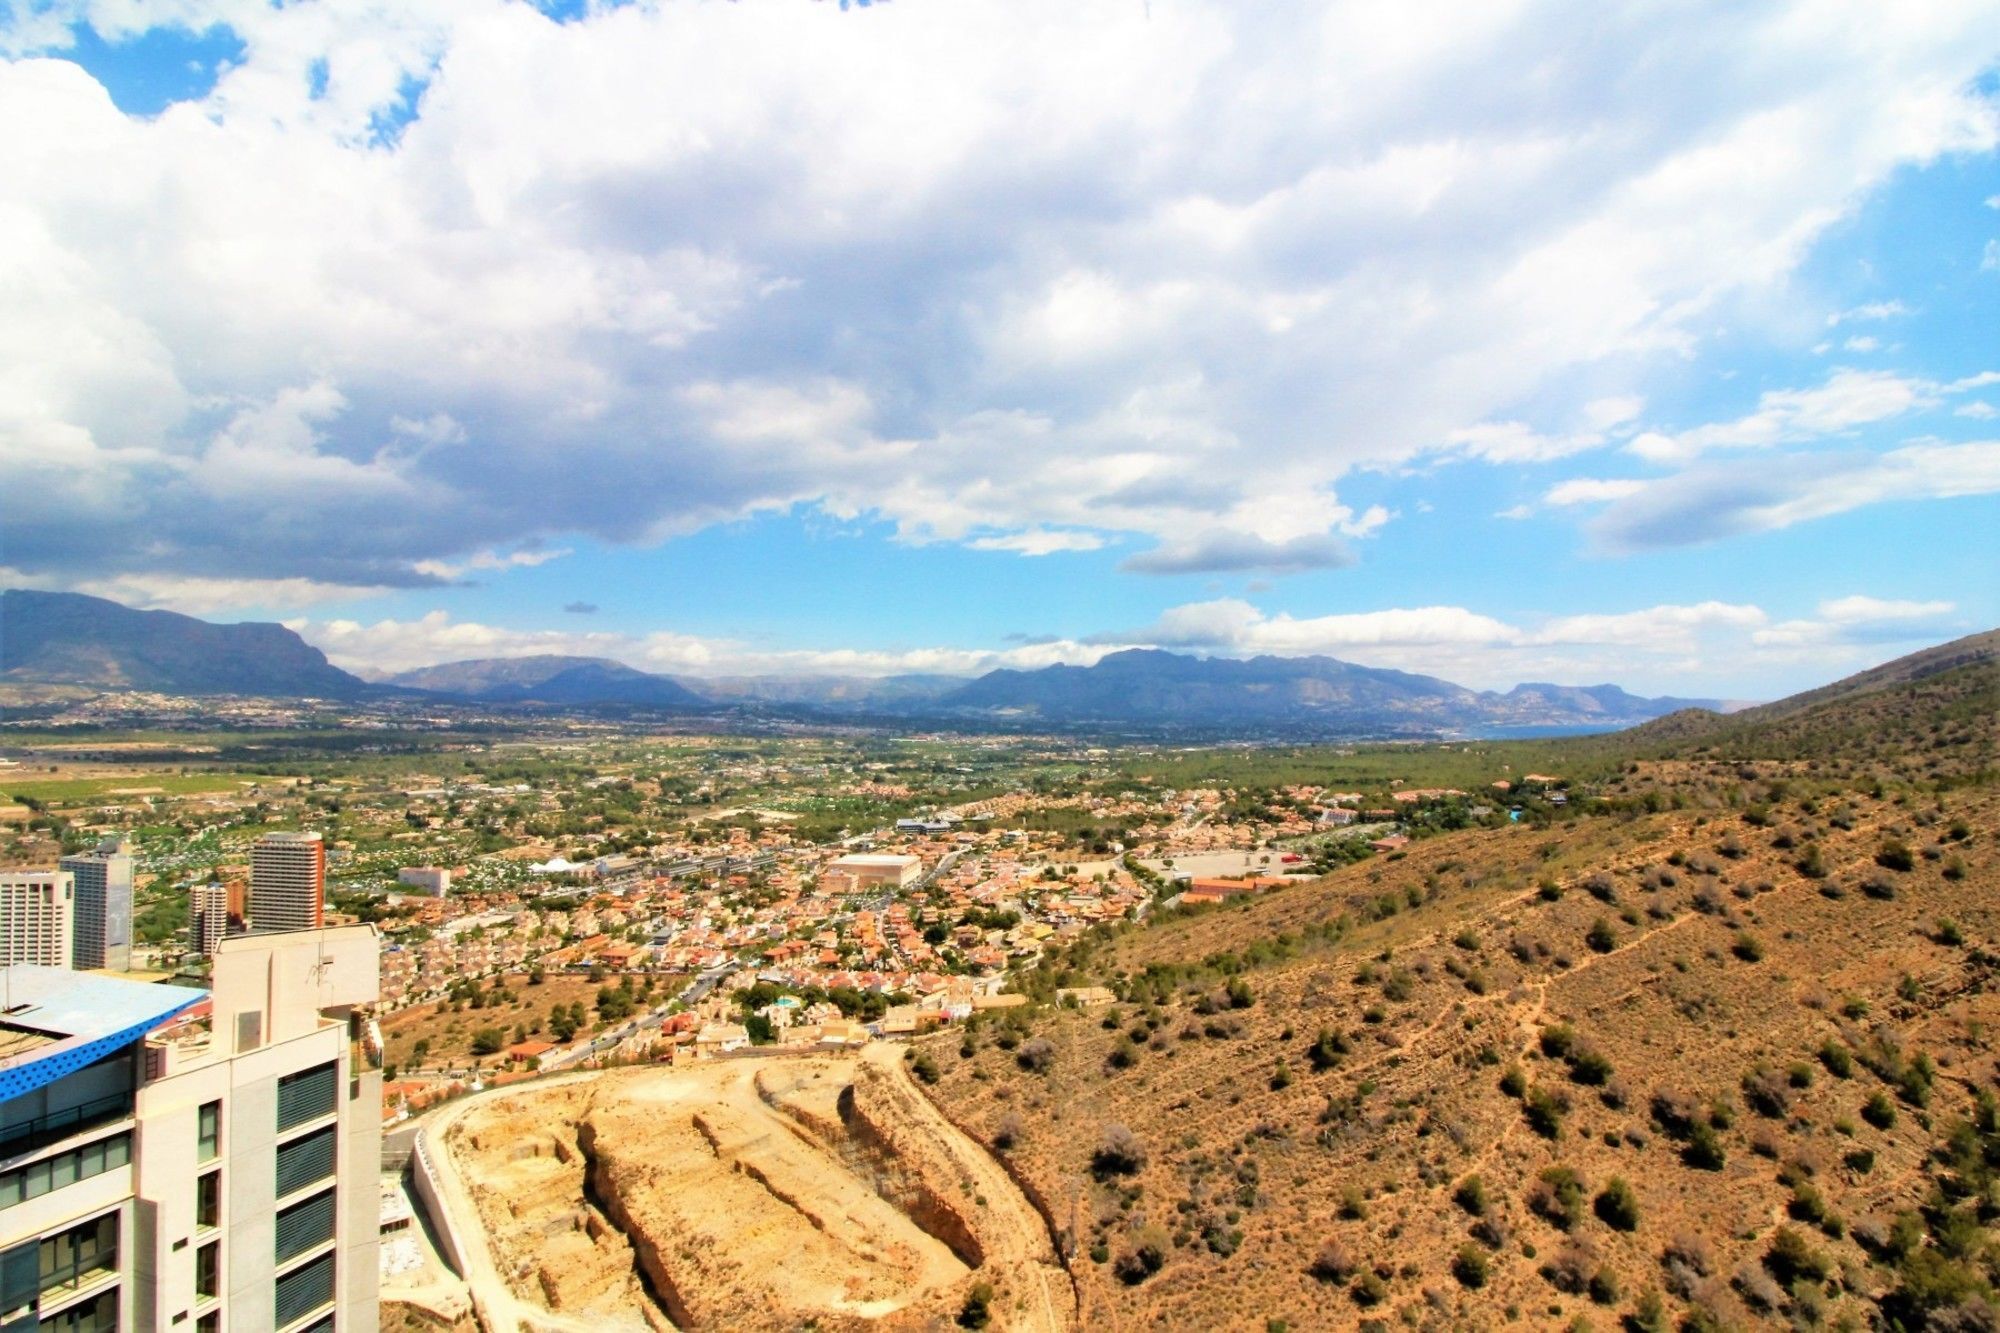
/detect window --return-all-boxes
[196,1171,220,1230]
[194,1240,219,1301]
[272,1253,334,1328]
[2,1239,36,1320]
[37,1212,117,1300]
[0,1134,130,1210]
[197,1101,221,1163]
[275,1189,335,1265]
[197,1313,219,1333]
[274,1125,336,1198]
[37,1287,116,1333]
[275,1064,336,1133]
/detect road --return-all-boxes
[418,1072,613,1333]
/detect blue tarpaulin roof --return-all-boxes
[0,966,206,1102]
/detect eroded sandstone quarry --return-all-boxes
[441,1052,1071,1331]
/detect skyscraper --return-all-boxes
[251,832,326,933]
[190,882,231,957]
[60,835,135,971]
[0,870,74,967]
[0,926,383,1333]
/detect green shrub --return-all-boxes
[1594,1177,1640,1231]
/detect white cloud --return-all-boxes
[296,609,1112,679]
[1,567,390,616]
[965,529,1106,557]
[1842,335,1881,352]
[1589,439,2000,551]
[1495,504,1535,520]
[1816,594,1955,623]
[1826,300,1909,325]
[411,547,571,580]
[2,0,1996,587]
[1543,477,1646,506]
[1985,239,2000,271]
[1627,368,1948,464]
[1097,594,1961,692]
[1957,401,1998,420]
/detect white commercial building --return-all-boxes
[0,871,74,969]
[60,837,135,972]
[393,868,449,898]
[250,834,325,934]
[0,924,382,1333]
[820,853,923,894]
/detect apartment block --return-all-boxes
[59,839,135,973]
[188,886,230,959]
[0,924,382,1333]
[249,835,325,935]
[0,873,74,969]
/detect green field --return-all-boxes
[0,772,258,802]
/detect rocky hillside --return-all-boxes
[915,651,2000,1330]
[389,655,709,709]
[0,589,370,697]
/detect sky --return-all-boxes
[2,0,1997,698]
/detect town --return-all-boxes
[0,709,1579,1109]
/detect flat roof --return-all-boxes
[0,966,206,1103]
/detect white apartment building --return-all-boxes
[189,885,231,958]
[0,924,382,1333]
[60,839,135,973]
[393,868,449,898]
[0,872,74,969]
[249,835,325,934]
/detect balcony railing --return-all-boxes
[0,1095,132,1164]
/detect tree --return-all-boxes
[744,1013,775,1045]
[471,1028,506,1057]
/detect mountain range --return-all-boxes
[25,586,1982,737]
[1,588,369,698]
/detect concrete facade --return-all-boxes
[0,870,74,968]
[0,925,381,1333]
[60,838,135,972]
[250,833,326,934]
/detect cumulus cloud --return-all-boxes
[1826,300,1910,325]
[966,530,1107,557]
[412,547,572,581]
[1121,531,1359,576]
[295,610,1111,679]
[1754,595,1961,650]
[3,0,1997,594]
[1626,368,1952,464]
[1586,439,2000,552]
[1093,594,1961,691]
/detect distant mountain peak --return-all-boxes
[1,589,369,698]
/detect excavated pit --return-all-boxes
[443,1056,1045,1330]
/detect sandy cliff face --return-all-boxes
[445,1055,1068,1330]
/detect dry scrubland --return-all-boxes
[924,771,2000,1330]
[442,1051,1071,1330]
[379,972,682,1071]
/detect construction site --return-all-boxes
[391,1048,1073,1332]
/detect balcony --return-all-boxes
[0,1094,133,1166]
